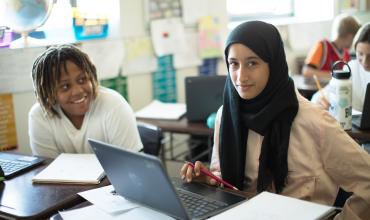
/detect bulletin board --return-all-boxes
[0,94,17,150]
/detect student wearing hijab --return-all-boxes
[181,21,370,219]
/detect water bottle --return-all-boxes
[328,61,352,130]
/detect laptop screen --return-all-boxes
[185,75,226,122]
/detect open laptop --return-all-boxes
[352,83,370,130]
[88,139,246,220]
[185,75,226,122]
[0,152,44,178]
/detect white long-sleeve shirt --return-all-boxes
[29,87,142,158]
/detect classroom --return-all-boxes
[0,0,370,219]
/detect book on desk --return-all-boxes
[32,153,105,184]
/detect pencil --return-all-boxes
[313,74,327,99]
[187,162,239,191]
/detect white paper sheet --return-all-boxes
[78,185,139,214]
[174,31,202,69]
[32,153,104,184]
[135,100,186,120]
[150,18,187,56]
[122,36,157,75]
[181,0,209,25]
[60,205,175,220]
[209,192,335,220]
[81,38,125,79]
[0,47,45,93]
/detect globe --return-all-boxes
[1,0,54,47]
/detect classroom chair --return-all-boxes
[137,122,165,161]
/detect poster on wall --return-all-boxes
[81,38,125,80]
[122,36,157,75]
[198,16,223,59]
[0,47,45,93]
[150,18,187,56]
[0,94,17,150]
[146,0,182,21]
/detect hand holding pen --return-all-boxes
[180,161,239,191]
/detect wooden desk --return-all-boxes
[347,126,370,144]
[292,74,318,100]
[0,158,109,220]
[50,160,249,220]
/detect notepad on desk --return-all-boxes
[135,100,186,120]
[32,153,105,184]
[210,191,337,220]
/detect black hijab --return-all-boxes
[219,21,298,193]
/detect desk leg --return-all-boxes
[170,133,174,160]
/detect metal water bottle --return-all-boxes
[328,61,352,130]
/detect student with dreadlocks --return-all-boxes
[181,21,370,219]
[29,44,142,158]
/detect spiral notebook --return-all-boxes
[32,153,105,184]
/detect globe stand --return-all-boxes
[10,32,44,49]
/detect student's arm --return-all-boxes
[209,106,223,177]
[318,111,370,219]
[28,106,60,158]
[105,98,143,152]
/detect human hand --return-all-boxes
[317,93,330,110]
[180,161,218,186]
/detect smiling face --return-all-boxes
[56,60,93,127]
[227,43,270,100]
[356,42,370,71]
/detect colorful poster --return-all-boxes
[198,16,223,59]
[122,36,157,75]
[0,94,17,150]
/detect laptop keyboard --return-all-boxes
[176,188,227,218]
[0,158,29,175]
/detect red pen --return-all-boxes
[187,162,239,191]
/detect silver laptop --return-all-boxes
[88,139,245,220]
[352,83,370,130]
[0,152,44,178]
[185,75,226,122]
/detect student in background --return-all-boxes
[29,44,142,158]
[181,21,370,219]
[302,14,360,80]
[312,22,370,111]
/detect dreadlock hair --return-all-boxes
[31,44,98,118]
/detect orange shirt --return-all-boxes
[305,40,351,72]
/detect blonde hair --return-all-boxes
[31,44,99,117]
[331,14,361,40]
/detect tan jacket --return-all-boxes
[210,93,370,220]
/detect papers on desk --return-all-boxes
[135,100,186,120]
[60,185,174,220]
[209,191,336,220]
[32,153,104,184]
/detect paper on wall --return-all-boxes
[150,18,187,56]
[174,31,202,68]
[0,47,45,93]
[81,38,125,80]
[181,0,209,25]
[122,36,157,75]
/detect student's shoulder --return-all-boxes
[294,93,335,128]
[29,102,44,117]
[96,86,127,104]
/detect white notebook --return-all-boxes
[32,153,105,184]
[210,191,336,220]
